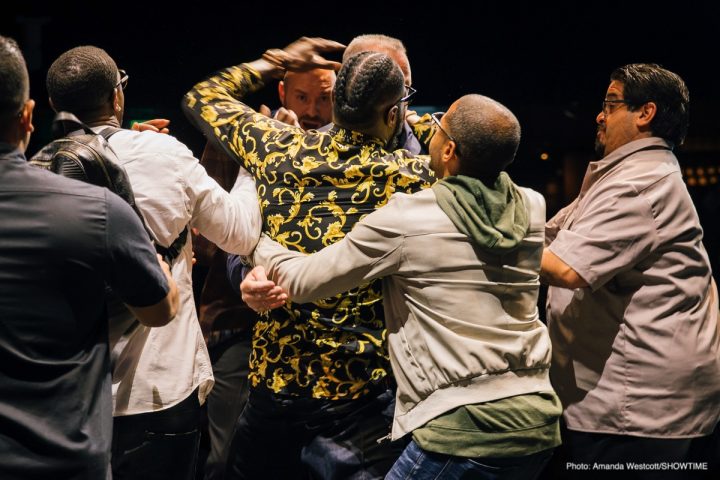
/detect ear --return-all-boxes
[441,139,460,175]
[636,101,657,130]
[278,81,286,106]
[48,97,58,113]
[386,104,399,127]
[20,99,35,134]
[113,88,122,112]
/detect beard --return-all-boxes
[594,129,606,158]
[298,116,325,131]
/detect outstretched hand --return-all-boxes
[241,266,288,313]
[132,118,170,134]
[262,37,345,73]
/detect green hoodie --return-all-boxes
[432,172,529,252]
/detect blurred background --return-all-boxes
[3,1,719,273]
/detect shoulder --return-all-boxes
[518,187,547,230]
[110,129,195,159]
[25,163,109,201]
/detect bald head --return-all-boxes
[344,34,412,86]
[446,94,521,179]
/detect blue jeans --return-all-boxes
[386,440,552,480]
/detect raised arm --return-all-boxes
[182,37,344,173]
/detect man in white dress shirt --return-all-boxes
[45,45,262,480]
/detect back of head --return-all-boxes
[610,63,689,146]
[0,35,29,135]
[333,51,404,131]
[344,34,412,85]
[47,46,118,114]
[448,94,521,179]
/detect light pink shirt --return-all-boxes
[546,137,720,438]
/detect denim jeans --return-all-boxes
[225,383,404,480]
[386,440,552,480]
[111,388,201,480]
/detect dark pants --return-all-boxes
[225,384,404,480]
[203,335,252,480]
[112,388,202,480]
[561,423,720,480]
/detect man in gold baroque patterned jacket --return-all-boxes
[183,37,436,479]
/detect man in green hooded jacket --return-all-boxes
[243,94,561,479]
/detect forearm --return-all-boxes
[252,236,366,303]
[540,248,589,288]
[126,260,179,327]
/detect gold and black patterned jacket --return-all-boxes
[184,64,436,400]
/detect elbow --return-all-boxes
[129,283,179,327]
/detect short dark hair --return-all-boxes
[47,46,118,113]
[333,51,404,130]
[611,63,689,146]
[0,35,29,129]
[447,94,521,179]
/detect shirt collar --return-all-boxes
[327,126,386,150]
[581,137,671,195]
[0,142,25,161]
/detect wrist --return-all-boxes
[247,57,284,81]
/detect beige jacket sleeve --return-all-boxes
[252,196,406,302]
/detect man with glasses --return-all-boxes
[44,45,262,480]
[542,63,720,474]
[244,94,560,480]
[319,34,425,154]
[183,37,434,479]
[0,36,179,479]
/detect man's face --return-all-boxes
[428,105,457,178]
[595,80,640,158]
[279,69,335,130]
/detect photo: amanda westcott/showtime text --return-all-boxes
[567,461,709,473]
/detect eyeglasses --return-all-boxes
[116,69,129,91]
[601,98,630,115]
[397,85,417,105]
[431,111,457,143]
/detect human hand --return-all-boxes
[263,37,344,73]
[241,266,288,312]
[405,109,421,126]
[132,118,170,134]
[259,104,300,128]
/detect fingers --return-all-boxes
[132,122,159,133]
[143,118,171,128]
[274,107,300,128]
[259,104,272,117]
[131,119,171,134]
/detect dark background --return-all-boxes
[3,1,719,270]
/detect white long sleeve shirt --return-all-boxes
[103,129,261,415]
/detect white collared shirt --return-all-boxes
[102,129,261,415]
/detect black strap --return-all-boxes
[99,126,122,140]
[155,226,189,265]
[52,111,96,138]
